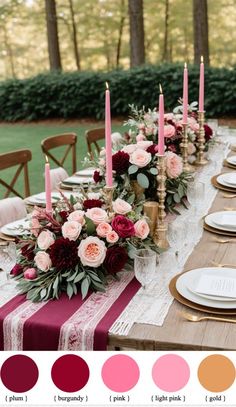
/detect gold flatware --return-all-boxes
[224,207,236,211]
[222,193,236,198]
[213,238,236,243]
[181,311,236,324]
[210,260,236,268]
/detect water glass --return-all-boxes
[0,242,17,282]
[187,181,205,215]
[134,249,157,289]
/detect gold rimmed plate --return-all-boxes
[211,175,236,192]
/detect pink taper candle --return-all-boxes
[199,55,204,112]
[45,156,52,213]
[158,84,165,155]
[183,62,188,124]
[105,82,113,187]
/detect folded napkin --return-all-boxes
[213,213,236,228]
[0,197,27,228]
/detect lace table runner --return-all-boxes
[110,130,236,336]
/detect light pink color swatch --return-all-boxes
[102,354,140,392]
[152,354,190,392]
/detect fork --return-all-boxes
[181,311,236,323]
[210,260,236,268]
[213,238,236,243]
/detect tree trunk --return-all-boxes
[193,0,210,65]
[68,0,81,70]
[116,0,125,68]
[128,0,145,67]
[162,0,170,62]
[2,25,16,78]
[45,0,62,71]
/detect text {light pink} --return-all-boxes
[78,236,107,268]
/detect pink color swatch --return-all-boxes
[152,354,190,392]
[102,354,140,392]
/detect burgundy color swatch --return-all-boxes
[51,354,90,392]
[0,355,39,393]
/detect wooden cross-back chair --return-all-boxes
[0,149,32,198]
[85,128,105,160]
[41,133,77,174]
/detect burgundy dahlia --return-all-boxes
[11,264,23,276]
[50,237,78,271]
[111,215,135,238]
[93,170,102,183]
[204,124,213,142]
[104,246,128,274]
[59,211,69,222]
[21,243,35,261]
[83,199,103,209]
[112,151,130,175]
[147,144,158,155]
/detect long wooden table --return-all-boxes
[108,160,236,351]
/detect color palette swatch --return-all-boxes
[0,351,235,405]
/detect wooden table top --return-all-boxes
[108,158,236,351]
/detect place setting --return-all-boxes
[224,155,236,169]
[211,172,236,192]
[59,167,96,190]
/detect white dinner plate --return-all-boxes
[26,191,78,205]
[212,212,236,230]
[1,218,31,237]
[226,156,236,166]
[176,268,236,309]
[75,167,96,177]
[205,211,236,232]
[63,175,94,185]
[217,173,236,187]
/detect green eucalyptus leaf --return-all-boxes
[149,167,158,175]
[137,173,149,189]
[66,282,74,299]
[81,277,90,300]
[128,164,138,174]
[85,216,96,235]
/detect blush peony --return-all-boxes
[62,221,82,241]
[96,222,112,237]
[134,219,150,239]
[165,152,183,179]
[137,140,153,151]
[112,198,132,215]
[130,148,152,168]
[86,207,109,225]
[34,251,52,272]
[68,210,85,225]
[78,236,107,268]
[37,230,55,250]
[164,125,176,138]
[106,231,119,243]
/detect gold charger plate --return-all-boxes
[203,220,236,237]
[169,272,236,315]
[0,232,16,242]
[211,175,236,193]
[223,160,236,170]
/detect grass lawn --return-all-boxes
[0,121,123,196]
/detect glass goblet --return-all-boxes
[134,249,157,289]
[0,242,17,284]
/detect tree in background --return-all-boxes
[193,0,210,65]
[116,0,126,68]
[45,0,62,70]
[162,0,170,62]
[128,0,145,67]
[68,0,80,70]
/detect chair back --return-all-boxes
[0,197,27,228]
[41,133,77,174]
[0,149,32,198]
[85,128,105,160]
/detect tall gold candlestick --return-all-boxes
[143,201,158,237]
[180,123,195,173]
[195,111,208,165]
[154,155,169,249]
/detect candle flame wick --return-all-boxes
[45,155,49,163]
[106,81,109,90]
[201,55,204,63]
[159,83,163,94]
[184,62,187,68]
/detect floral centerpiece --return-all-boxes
[11,192,157,302]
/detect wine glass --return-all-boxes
[167,221,185,265]
[0,242,17,284]
[134,249,157,289]
[187,181,205,216]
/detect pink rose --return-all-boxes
[96,222,112,237]
[189,117,199,132]
[164,113,174,121]
[86,207,109,225]
[68,210,85,225]
[122,144,137,155]
[37,230,55,250]
[136,134,146,142]
[134,219,150,239]
[137,140,153,150]
[30,217,41,237]
[130,148,152,168]
[165,152,183,179]
[78,236,107,268]
[164,125,176,138]
[34,251,52,272]
[62,221,82,241]
[187,142,196,155]
[112,198,132,215]
[106,231,119,243]
[24,268,37,280]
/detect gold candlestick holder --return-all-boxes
[180,123,195,173]
[103,185,114,217]
[143,201,158,238]
[195,111,208,166]
[154,155,169,249]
